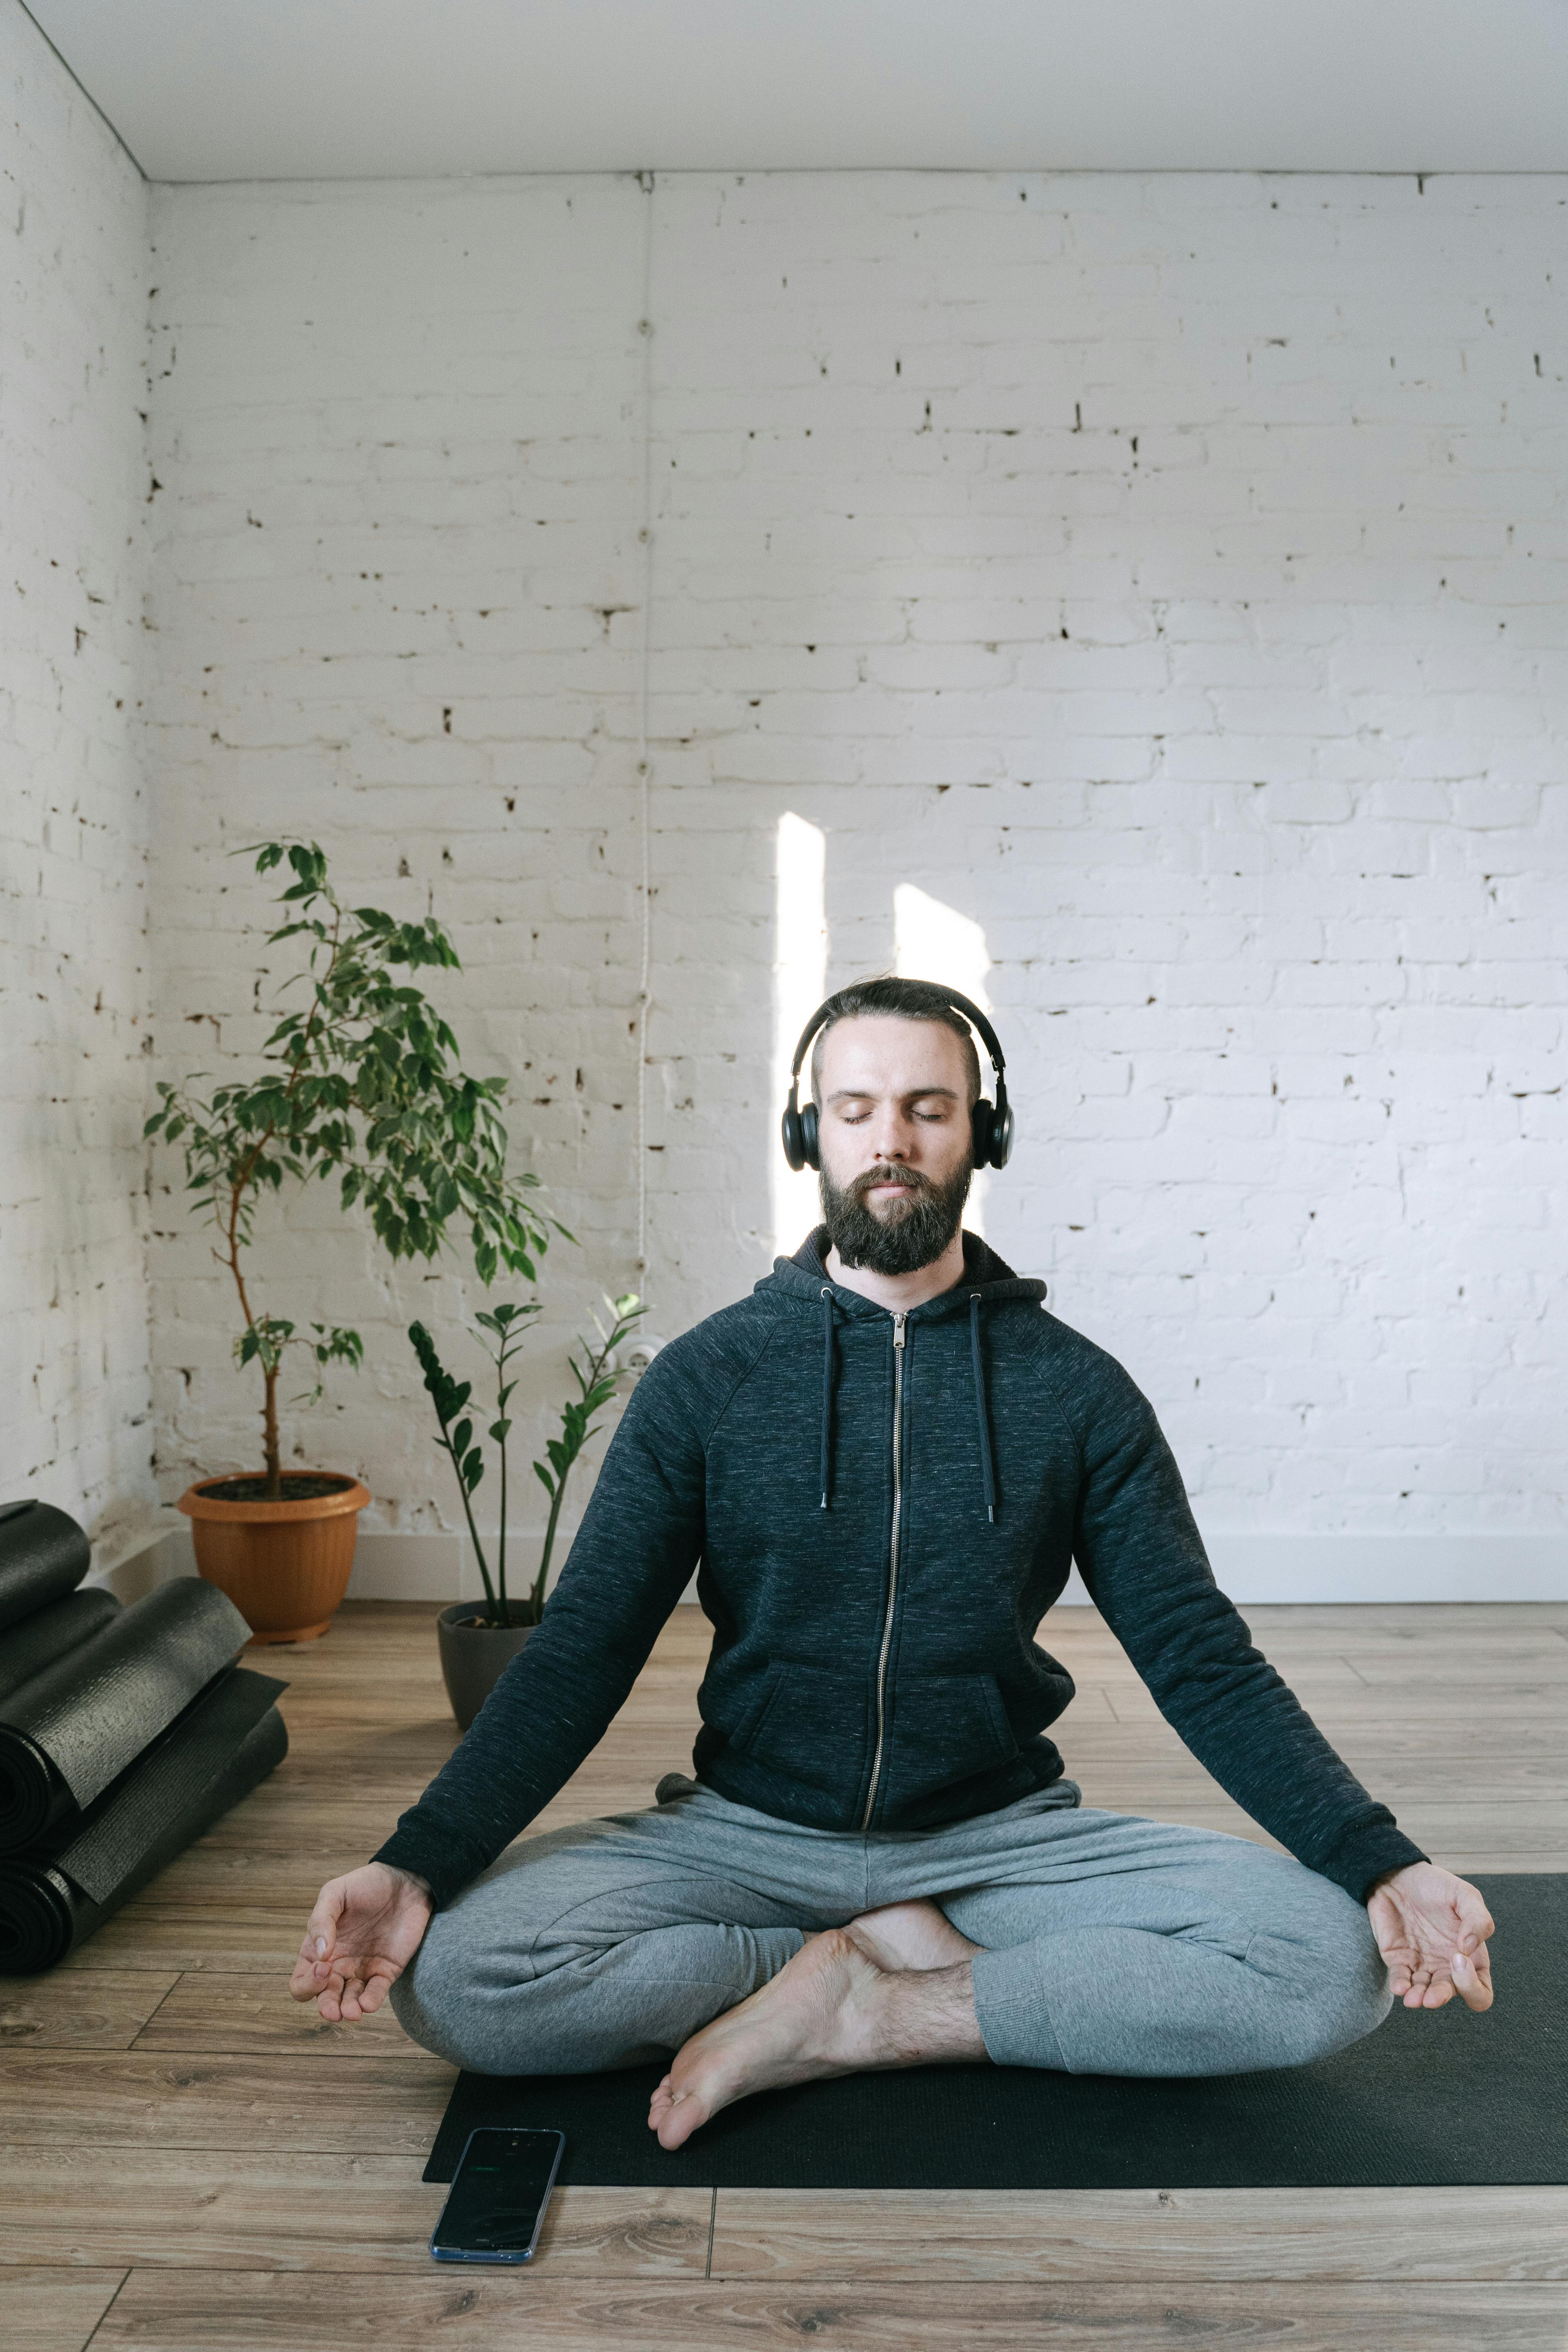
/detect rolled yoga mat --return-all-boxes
[0,1575,249,1851]
[0,1589,123,1705]
[0,1502,91,1634]
[0,1664,288,1975]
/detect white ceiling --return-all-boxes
[27,0,1568,183]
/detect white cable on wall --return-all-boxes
[635,171,654,1272]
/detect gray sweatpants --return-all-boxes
[391,1773,1392,2080]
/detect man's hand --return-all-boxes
[1367,1861,1494,2012]
[289,1863,433,2023]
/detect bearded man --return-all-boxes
[292,975,1494,2148]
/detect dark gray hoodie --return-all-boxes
[376,1230,1423,1908]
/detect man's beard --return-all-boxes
[820,1158,972,1276]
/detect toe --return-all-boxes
[657,2091,704,2151]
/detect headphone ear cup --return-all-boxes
[800,1101,820,1172]
[971,1099,995,1169]
[780,1104,806,1172]
[989,1097,1014,1169]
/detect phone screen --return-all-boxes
[430,2127,566,2264]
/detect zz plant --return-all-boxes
[146,841,556,1497]
[410,1294,646,1627]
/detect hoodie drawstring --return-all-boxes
[819,1286,836,1510]
[969,1292,998,1523]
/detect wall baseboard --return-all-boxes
[1198,1534,1567,1607]
[96,1524,1565,1611]
[87,1521,193,1602]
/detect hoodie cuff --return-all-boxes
[1320,1822,1429,1906]
[373,1822,488,1911]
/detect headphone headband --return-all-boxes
[788,985,1006,1088]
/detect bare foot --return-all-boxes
[647,1928,895,2151]
[647,1926,989,2152]
[843,1896,981,1974]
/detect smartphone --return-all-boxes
[430,2127,566,2264]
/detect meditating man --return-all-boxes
[292,976,1495,2150]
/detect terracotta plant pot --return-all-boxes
[178,1473,371,1643]
[436,1601,537,1732]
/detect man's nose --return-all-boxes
[869,1115,913,1159]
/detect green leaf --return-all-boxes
[533,1461,555,1496]
[158,836,565,1410]
[488,1419,512,1444]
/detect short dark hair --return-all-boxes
[809,975,982,1108]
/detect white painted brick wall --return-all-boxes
[142,176,651,1594]
[143,169,1568,1599]
[0,0,155,1561]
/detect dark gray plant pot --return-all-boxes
[436,1601,537,1733]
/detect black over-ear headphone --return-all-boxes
[780,986,1014,1174]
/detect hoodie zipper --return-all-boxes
[858,1308,906,1831]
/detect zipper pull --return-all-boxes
[893,1312,907,1349]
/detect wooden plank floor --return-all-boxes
[3,1595,1566,2351]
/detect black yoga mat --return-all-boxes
[0,1575,249,1850]
[0,1502,91,1633]
[0,1589,122,1705]
[0,1664,288,1974]
[425,1874,1565,2191]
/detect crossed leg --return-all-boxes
[645,1806,1393,2148]
[392,1791,1391,2151]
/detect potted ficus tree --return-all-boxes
[410,1292,646,1728]
[151,840,557,1642]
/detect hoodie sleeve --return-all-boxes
[372,1345,707,1907]
[1067,1357,1426,1904]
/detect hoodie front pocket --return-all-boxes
[736,1662,872,1797]
[878,1673,1021,1817]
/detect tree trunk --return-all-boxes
[263,1361,282,1497]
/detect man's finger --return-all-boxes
[290,1918,336,1995]
[301,1881,348,1954]
[1452,1949,1494,2013]
[288,1956,328,2002]
[356,1969,392,2017]
[340,1989,372,2022]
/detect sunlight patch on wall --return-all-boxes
[771,812,828,1263]
[893,884,990,1011]
[894,884,991,1236]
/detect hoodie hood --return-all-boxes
[760,1225,1047,1319]
[757,1228,1047,1521]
